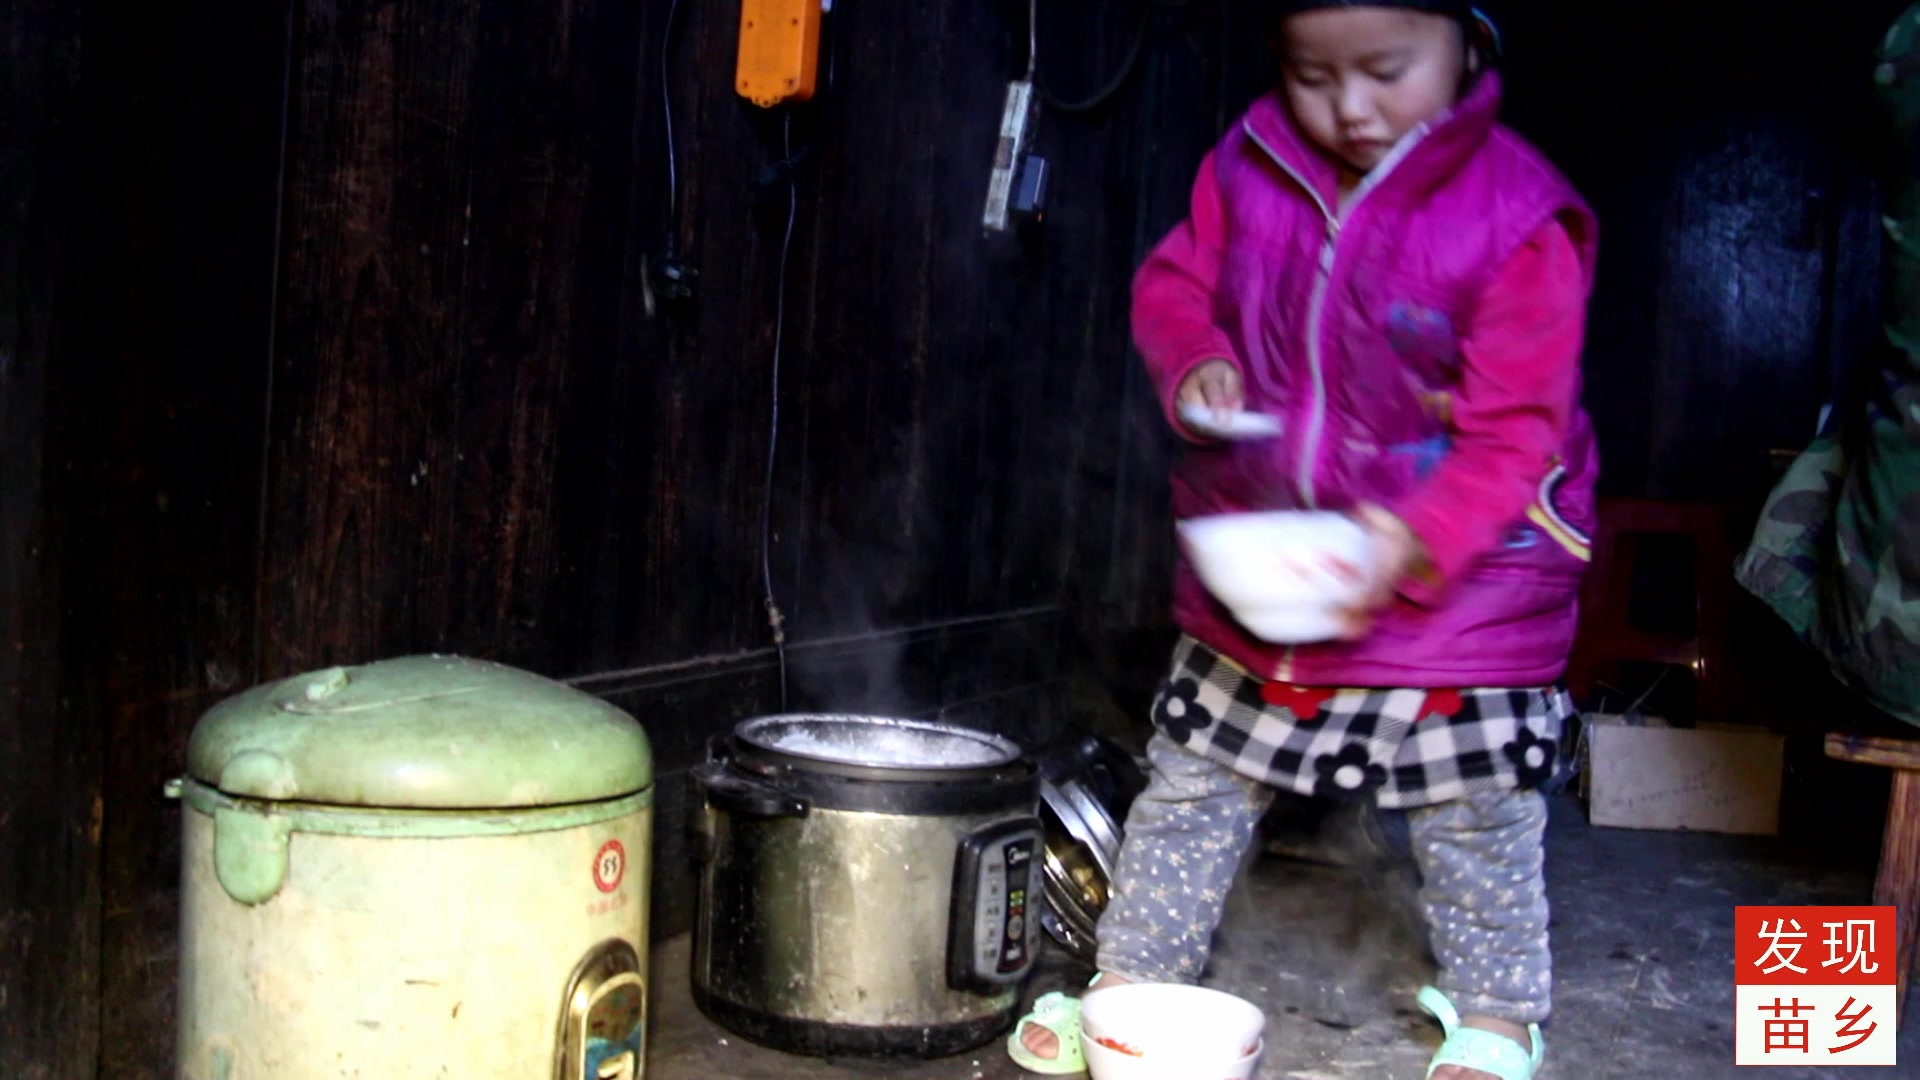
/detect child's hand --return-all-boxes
[1176,359,1244,426]
[1335,504,1425,639]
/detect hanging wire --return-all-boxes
[761,110,798,709]
[661,0,685,251]
[755,0,856,709]
[1027,0,1039,79]
[1033,0,1196,115]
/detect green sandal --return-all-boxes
[1006,991,1086,1075]
[1417,986,1545,1080]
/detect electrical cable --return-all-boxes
[1027,0,1039,80]
[661,0,684,253]
[1032,0,1196,115]
[756,1,853,708]
[1034,0,1149,114]
[657,0,792,706]
[761,110,797,710]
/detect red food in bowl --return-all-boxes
[1092,1035,1145,1058]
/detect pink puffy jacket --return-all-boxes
[1135,73,1599,688]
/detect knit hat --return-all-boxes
[1272,1,1502,59]
[1273,0,1476,17]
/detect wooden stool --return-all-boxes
[1568,498,1735,721]
[1824,733,1920,1024]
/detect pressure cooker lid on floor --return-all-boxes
[186,656,652,809]
[1036,736,1147,963]
[729,714,1024,780]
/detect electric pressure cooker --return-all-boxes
[690,714,1043,1058]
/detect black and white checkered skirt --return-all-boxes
[1150,635,1573,810]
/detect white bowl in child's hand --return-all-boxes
[1176,511,1374,643]
[1232,603,1352,646]
[1079,983,1266,1080]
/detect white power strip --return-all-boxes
[982,79,1036,234]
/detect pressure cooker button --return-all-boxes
[1007,914,1025,939]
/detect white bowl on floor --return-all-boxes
[1079,983,1266,1080]
[1177,511,1373,644]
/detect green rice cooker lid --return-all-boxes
[187,656,652,809]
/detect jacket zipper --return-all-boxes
[1241,120,1435,683]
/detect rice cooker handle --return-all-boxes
[691,761,810,820]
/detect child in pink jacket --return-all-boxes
[1013,4,1596,1079]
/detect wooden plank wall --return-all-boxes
[3,0,1189,1076]
[1487,0,1905,503]
[3,4,109,1075]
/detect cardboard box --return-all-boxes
[1583,717,1785,836]
[1576,712,1671,800]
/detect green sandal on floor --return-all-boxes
[1009,974,1116,1075]
[1006,991,1086,1075]
[1417,986,1545,1080]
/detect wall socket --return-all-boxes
[982,78,1036,234]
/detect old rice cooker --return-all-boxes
[691,714,1044,1058]
[169,656,653,1080]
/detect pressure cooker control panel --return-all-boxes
[948,817,1044,991]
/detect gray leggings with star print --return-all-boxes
[1096,733,1553,1024]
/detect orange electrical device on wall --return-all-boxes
[735,0,821,108]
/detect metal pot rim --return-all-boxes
[731,713,1025,779]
